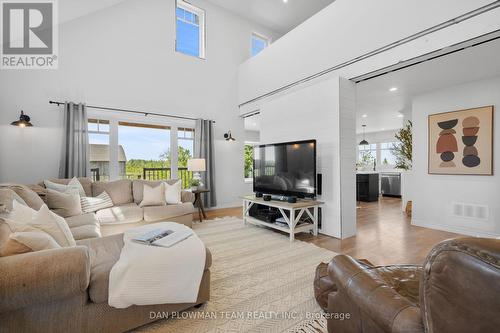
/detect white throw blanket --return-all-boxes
[108,222,206,309]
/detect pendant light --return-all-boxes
[359,125,369,145]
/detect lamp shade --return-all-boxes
[11,111,33,127]
[187,158,206,172]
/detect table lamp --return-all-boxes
[187,158,206,187]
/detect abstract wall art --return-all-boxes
[428,106,494,175]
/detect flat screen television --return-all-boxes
[253,139,316,198]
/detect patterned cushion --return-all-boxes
[80,192,113,213]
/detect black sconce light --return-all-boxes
[11,111,33,127]
[224,130,236,141]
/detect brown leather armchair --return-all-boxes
[327,237,500,333]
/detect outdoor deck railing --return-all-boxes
[90,168,100,182]
[142,167,193,188]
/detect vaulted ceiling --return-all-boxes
[205,0,336,35]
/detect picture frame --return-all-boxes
[428,106,494,175]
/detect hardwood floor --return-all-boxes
[197,196,460,266]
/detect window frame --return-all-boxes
[87,110,196,182]
[250,32,270,57]
[244,141,258,183]
[175,0,206,59]
[356,142,399,169]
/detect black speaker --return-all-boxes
[317,173,322,196]
[255,192,263,198]
[263,194,272,201]
[287,196,297,204]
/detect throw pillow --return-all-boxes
[10,231,61,251]
[0,184,45,210]
[6,201,76,247]
[44,177,86,197]
[80,191,113,213]
[0,238,32,257]
[46,189,82,218]
[140,183,165,207]
[164,180,182,205]
[0,188,27,213]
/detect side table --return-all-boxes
[193,189,210,222]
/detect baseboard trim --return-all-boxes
[412,219,500,238]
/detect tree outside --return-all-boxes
[125,146,193,179]
[244,145,254,179]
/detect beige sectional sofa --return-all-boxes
[0,178,210,333]
[40,178,196,236]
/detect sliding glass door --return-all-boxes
[118,122,171,180]
[87,117,194,188]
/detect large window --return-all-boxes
[357,142,399,169]
[88,119,110,181]
[87,118,195,188]
[380,142,398,166]
[251,33,269,57]
[118,122,171,180]
[176,1,205,59]
[178,128,195,186]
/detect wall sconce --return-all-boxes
[11,111,33,127]
[224,130,236,141]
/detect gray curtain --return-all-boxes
[59,102,89,178]
[194,119,216,208]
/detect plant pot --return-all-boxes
[191,186,198,191]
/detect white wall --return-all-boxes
[0,0,280,208]
[238,0,499,106]
[412,76,500,237]
[259,77,356,239]
[244,130,260,143]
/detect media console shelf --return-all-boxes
[241,195,323,242]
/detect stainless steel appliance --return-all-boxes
[380,172,401,197]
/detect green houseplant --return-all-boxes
[394,120,412,170]
[189,178,201,190]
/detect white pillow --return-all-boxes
[10,231,61,251]
[6,201,76,247]
[81,191,114,213]
[44,177,86,197]
[164,180,182,205]
[139,183,165,207]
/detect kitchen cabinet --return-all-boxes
[357,173,379,202]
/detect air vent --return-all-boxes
[452,202,489,221]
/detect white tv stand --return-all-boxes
[241,195,323,242]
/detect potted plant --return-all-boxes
[189,178,201,191]
[394,120,413,215]
[394,120,412,171]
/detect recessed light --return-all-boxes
[362,114,368,118]
[381,128,386,131]
[283,0,288,3]
[397,114,404,118]
[389,87,398,92]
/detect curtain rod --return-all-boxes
[49,101,215,123]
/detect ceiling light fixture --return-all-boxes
[397,114,404,118]
[389,87,398,92]
[283,0,288,3]
[362,114,368,118]
[359,125,369,146]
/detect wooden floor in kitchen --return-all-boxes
[197,196,460,266]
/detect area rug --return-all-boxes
[134,217,337,333]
